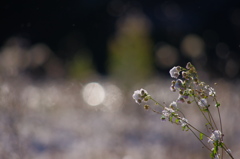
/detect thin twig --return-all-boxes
[193,97,214,129]
[187,126,211,152]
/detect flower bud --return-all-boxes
[182,72,187,76]
[169,101,178,110]
[169,66,180,79]
[198,98,208,107]
[144,105,149,110]
[170,85,176,92]
[177,66,181,71]
[186,62,192,69]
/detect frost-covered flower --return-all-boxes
[169,66,181,79]
[132,88,149,104]
[209,87,216,96]
[169,101,177,110]
[186,62,192,69]
[226,149,231,154]
[182,71,189,80]
[214,154,220,159]
[180,117,188,127]
[176,94,188,103]
[205,85,216,97]
[208,130,222,144]
[174,79,185,90]
[162,107,175,117]
[198,98,208,107]
[170,85,176,92]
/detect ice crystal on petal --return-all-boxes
[214,154,220,159]
[209,87,216,96]
[198,98,208,107]
[174,79,185,90]
[140,88,148,96]
[170,85,176,92]
[176,94,188,103]
[186,62,192,69]
[162,107,175,117]
[132,90,142,104]
[169,66,180,79]
[226,149,232,155]
[208,130,222,144]
[180,118,188,127]
[169,101,177,110]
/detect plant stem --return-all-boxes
[217,107,223,133]
[193,97,214,129]
[149,106,162,114]
[221,145,234,159]
[188,126,211,152]
[178,109,186,118]
[187,123,208,137]
[150,97,165,109]
[207,109,218,130]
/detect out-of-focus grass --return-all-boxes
[0,75,239,159]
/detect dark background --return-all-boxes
[1,0,240,78]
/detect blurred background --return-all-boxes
[0,0,240,158]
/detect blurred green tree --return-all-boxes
[108,13,154,87]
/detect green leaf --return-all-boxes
[169,116,173,122]
[215,103,220,107]
[213,145,218,154]
[219,142,224,148]
[160,115,166,121]
[181,125,189,131]
[203,108,209,112]
[210,152,215,158]
[199,133,203,140]
[175,118,180,124]
[182,126,186,131]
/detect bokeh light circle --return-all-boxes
[82,82,105,106]
[181,34,205,58]
[103,84,123,111]
[155,44,179,68]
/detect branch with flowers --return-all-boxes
[132,62,234,159]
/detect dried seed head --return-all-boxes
[144,105,149,110]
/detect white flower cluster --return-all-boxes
[132,62,233,158]
[208,130,222,144]
[162,107,175,118]
[132,88,149,105]
[198,98,208,108]
[179,117,188,127]
[169,101,177,109]
[205,85,216,97]
[169,66,181,79]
